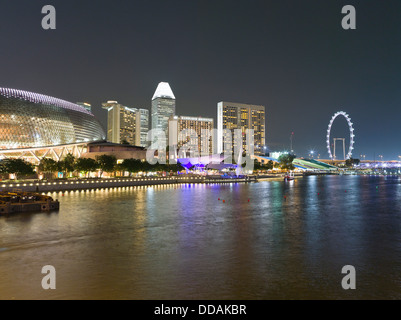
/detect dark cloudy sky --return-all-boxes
[1,0,400,159]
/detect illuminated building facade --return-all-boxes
[168,115,214,157]
[217,101,265,155]
[137,108,149,147]
[102,101,149,147]
[151,82,176,145]
[0,87,105,150]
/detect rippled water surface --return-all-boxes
[1,176,401,299]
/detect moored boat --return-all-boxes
[0,191,59,215]
[284,172,295,181]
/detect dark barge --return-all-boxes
[0,191,59,215]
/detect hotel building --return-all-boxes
[168,115,214,157]
[217,101,265,155]
[102,101,149,147]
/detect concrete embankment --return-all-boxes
[0,176,257,193]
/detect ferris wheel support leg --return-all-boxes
[343,140,346,161]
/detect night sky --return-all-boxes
[1,0,400,159]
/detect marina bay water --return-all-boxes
[1,175,401,299]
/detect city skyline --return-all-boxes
[0,1,400,159]
[0,81,396,161]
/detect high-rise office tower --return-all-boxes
[168,115,214,157]
[137,108,149,147]
[151,82,176,145]
[102,101,149,147]
[102,101,136,145]
[217,101,265,155]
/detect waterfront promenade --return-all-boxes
[0,175,258,193]
[1,170,397,194]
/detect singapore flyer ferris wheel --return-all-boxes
[326,111,355,160]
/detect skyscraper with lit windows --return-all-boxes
[217,101,265,155]
[151,82,176,145]
[137,108,149,147]
[168,115,214,157]
[102,101,149,147]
